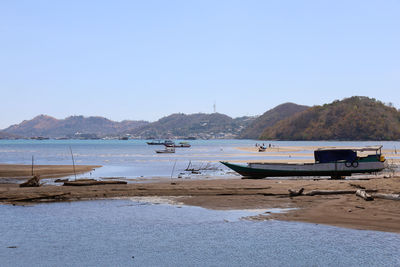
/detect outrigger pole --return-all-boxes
[69,146,77,181]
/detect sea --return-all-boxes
[0,139,399,179]
[1,139,400,266]
[0,200,400,266]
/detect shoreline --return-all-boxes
[0,164,102,179]
[1,164,400,233]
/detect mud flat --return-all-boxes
[1,174,400,233]
[0,164,101,179]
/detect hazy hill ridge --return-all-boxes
[2,96,399,140]
[0,113,255,139]
[239,103,309,139]
[260,96,400,141]
[127,113,255,139]
[2,115,148,138]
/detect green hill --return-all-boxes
[239,103,309,139]
[260,96,400,140]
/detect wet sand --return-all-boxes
[0,164,101,179]
[1,164,400,233]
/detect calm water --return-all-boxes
[1,139,399,178]
[1,141,400,266]
[0,200,399,267]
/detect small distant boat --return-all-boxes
[222,146,387,179]
[147,139,175,145]
[30,136,50,140]
[146,140,164,145]
[165,141,191,148]
[155,148,175,153]
[163,140,175,146]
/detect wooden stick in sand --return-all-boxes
[356,189,374,201]
[70,146,77,181]
[372,193,400,201]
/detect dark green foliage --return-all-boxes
[260,96,400,140]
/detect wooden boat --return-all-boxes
[221,146,387,179]
[147,139,175,146]
[165,142,191,148]
[146,140,164,145]
[155,148,175,153]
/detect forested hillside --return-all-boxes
[127,113,255,139]
[260,96,400,140]
[239,103,309,139]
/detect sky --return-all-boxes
[1,0,399,129]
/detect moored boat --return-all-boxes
[155,147,175,153]
[147,139,175,146]
[221,146,387,179]
[165,141,191,148]
[146,140,164,145]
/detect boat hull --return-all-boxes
[221,161,387,179]
[165,144,191,148]
[147,142,164,145]
[155,149,175,153]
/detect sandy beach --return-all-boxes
[0,164,101,179]
[1,164,400,233]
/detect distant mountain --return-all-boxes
[3,96,397,140]
[2,115,149,138]
[260,96,400,140]
[239,103,309,139]
[127,113,256,139]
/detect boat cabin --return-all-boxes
[314,146,383,164]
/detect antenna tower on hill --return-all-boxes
[213,101,216,113]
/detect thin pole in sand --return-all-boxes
[69,146,77,181]
[171,159,177,182]
[31,155,34,176]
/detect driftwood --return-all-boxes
[288,188,304,196]
[63,180,127,186]
[286,189,378,197]
[356,189,374,201]
[7,192,70,202]
[305,189,378,196]
[304,190,357,196]
[372,193,400,201]
[19,175,41,187]
[54,178,68,183]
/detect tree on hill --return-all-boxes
[260,96,400,140]
[239,103,309,139]
[127,113,253,138]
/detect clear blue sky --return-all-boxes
[1,0,399,129]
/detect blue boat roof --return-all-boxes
[316,146,382,152]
